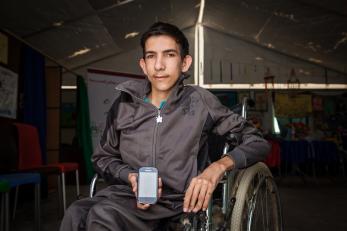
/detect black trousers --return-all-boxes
[59,184,183,231]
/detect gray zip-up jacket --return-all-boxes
[92,76,270,197]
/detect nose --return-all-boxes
[154,55,165,71]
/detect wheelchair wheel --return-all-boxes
[230,162,283,231]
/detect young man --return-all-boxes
[60,22,270,231]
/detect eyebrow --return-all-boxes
[163,49,179,54]
[144,49,179,55]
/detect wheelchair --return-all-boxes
[89,98,283,231]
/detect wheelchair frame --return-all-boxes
[89,98,283,231]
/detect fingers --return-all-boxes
[128,173,137,186]
[128,173,138,196]
[184,177,215,213]
[202,188,213,211]
[193,181,208,212]
[137,203,150,210]
[158,177,162,198]
[189,179,203,212]
[183,177,197,212]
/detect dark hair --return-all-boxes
[140,22,189,58]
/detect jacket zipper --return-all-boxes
[115,87,165,167]
[152,109,161,166]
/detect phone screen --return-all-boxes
[137,167,158,204]
[138,171,157,198]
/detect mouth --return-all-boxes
[153,75,169,80]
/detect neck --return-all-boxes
[149,90,169,108]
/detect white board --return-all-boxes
[87,69,145,149]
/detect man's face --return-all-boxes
[139,35,192,97]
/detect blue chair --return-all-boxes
[0,123,41,230]
[0,173,41,231]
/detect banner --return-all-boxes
[275,93,312,117]
[76,76,94,181]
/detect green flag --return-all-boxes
[76,76,94,181]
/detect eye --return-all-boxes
[166,53,176,57]
[145,54,155,59]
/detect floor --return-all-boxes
[7,176,347,231]
[279,177,347,231]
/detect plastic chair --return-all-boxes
[14,123,80,212]
[0,124,18,174]
[0,173,41,231]
[264,139,281,177]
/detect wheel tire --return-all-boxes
[230,162,282,231]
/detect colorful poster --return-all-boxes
[312,96,323,111]
[275,93,312,117]
[0,66,18,118]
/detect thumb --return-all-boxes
[128,173,138,194]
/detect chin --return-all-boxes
[154,85,174,92]
[157,87,172,92]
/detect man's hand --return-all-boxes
[183,156,234,213]
[128,173,162,210]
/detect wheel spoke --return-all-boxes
[229,163,283,231]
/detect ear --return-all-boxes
[181,55,192,73]
[139,58,148,76]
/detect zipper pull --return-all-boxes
[156,111,163,123]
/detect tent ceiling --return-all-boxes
[204,0,347,74]
[0,0,346,74]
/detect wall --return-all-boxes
[204,27,347,85]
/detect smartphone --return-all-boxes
[137,167,158,204]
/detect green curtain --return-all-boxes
[76,76,94,181]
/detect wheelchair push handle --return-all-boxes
[89,174,99,198]
[229,97,254,119]
[241,97,254,119]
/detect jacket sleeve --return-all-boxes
[91,92,136,184]
[199,89,271,169]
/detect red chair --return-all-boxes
[14,123,80,212]
[264,139,281,176]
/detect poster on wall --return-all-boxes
[87,69,145,149]
[0,66,18,119]
[275,93,312,118]
[312,96,323,111]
